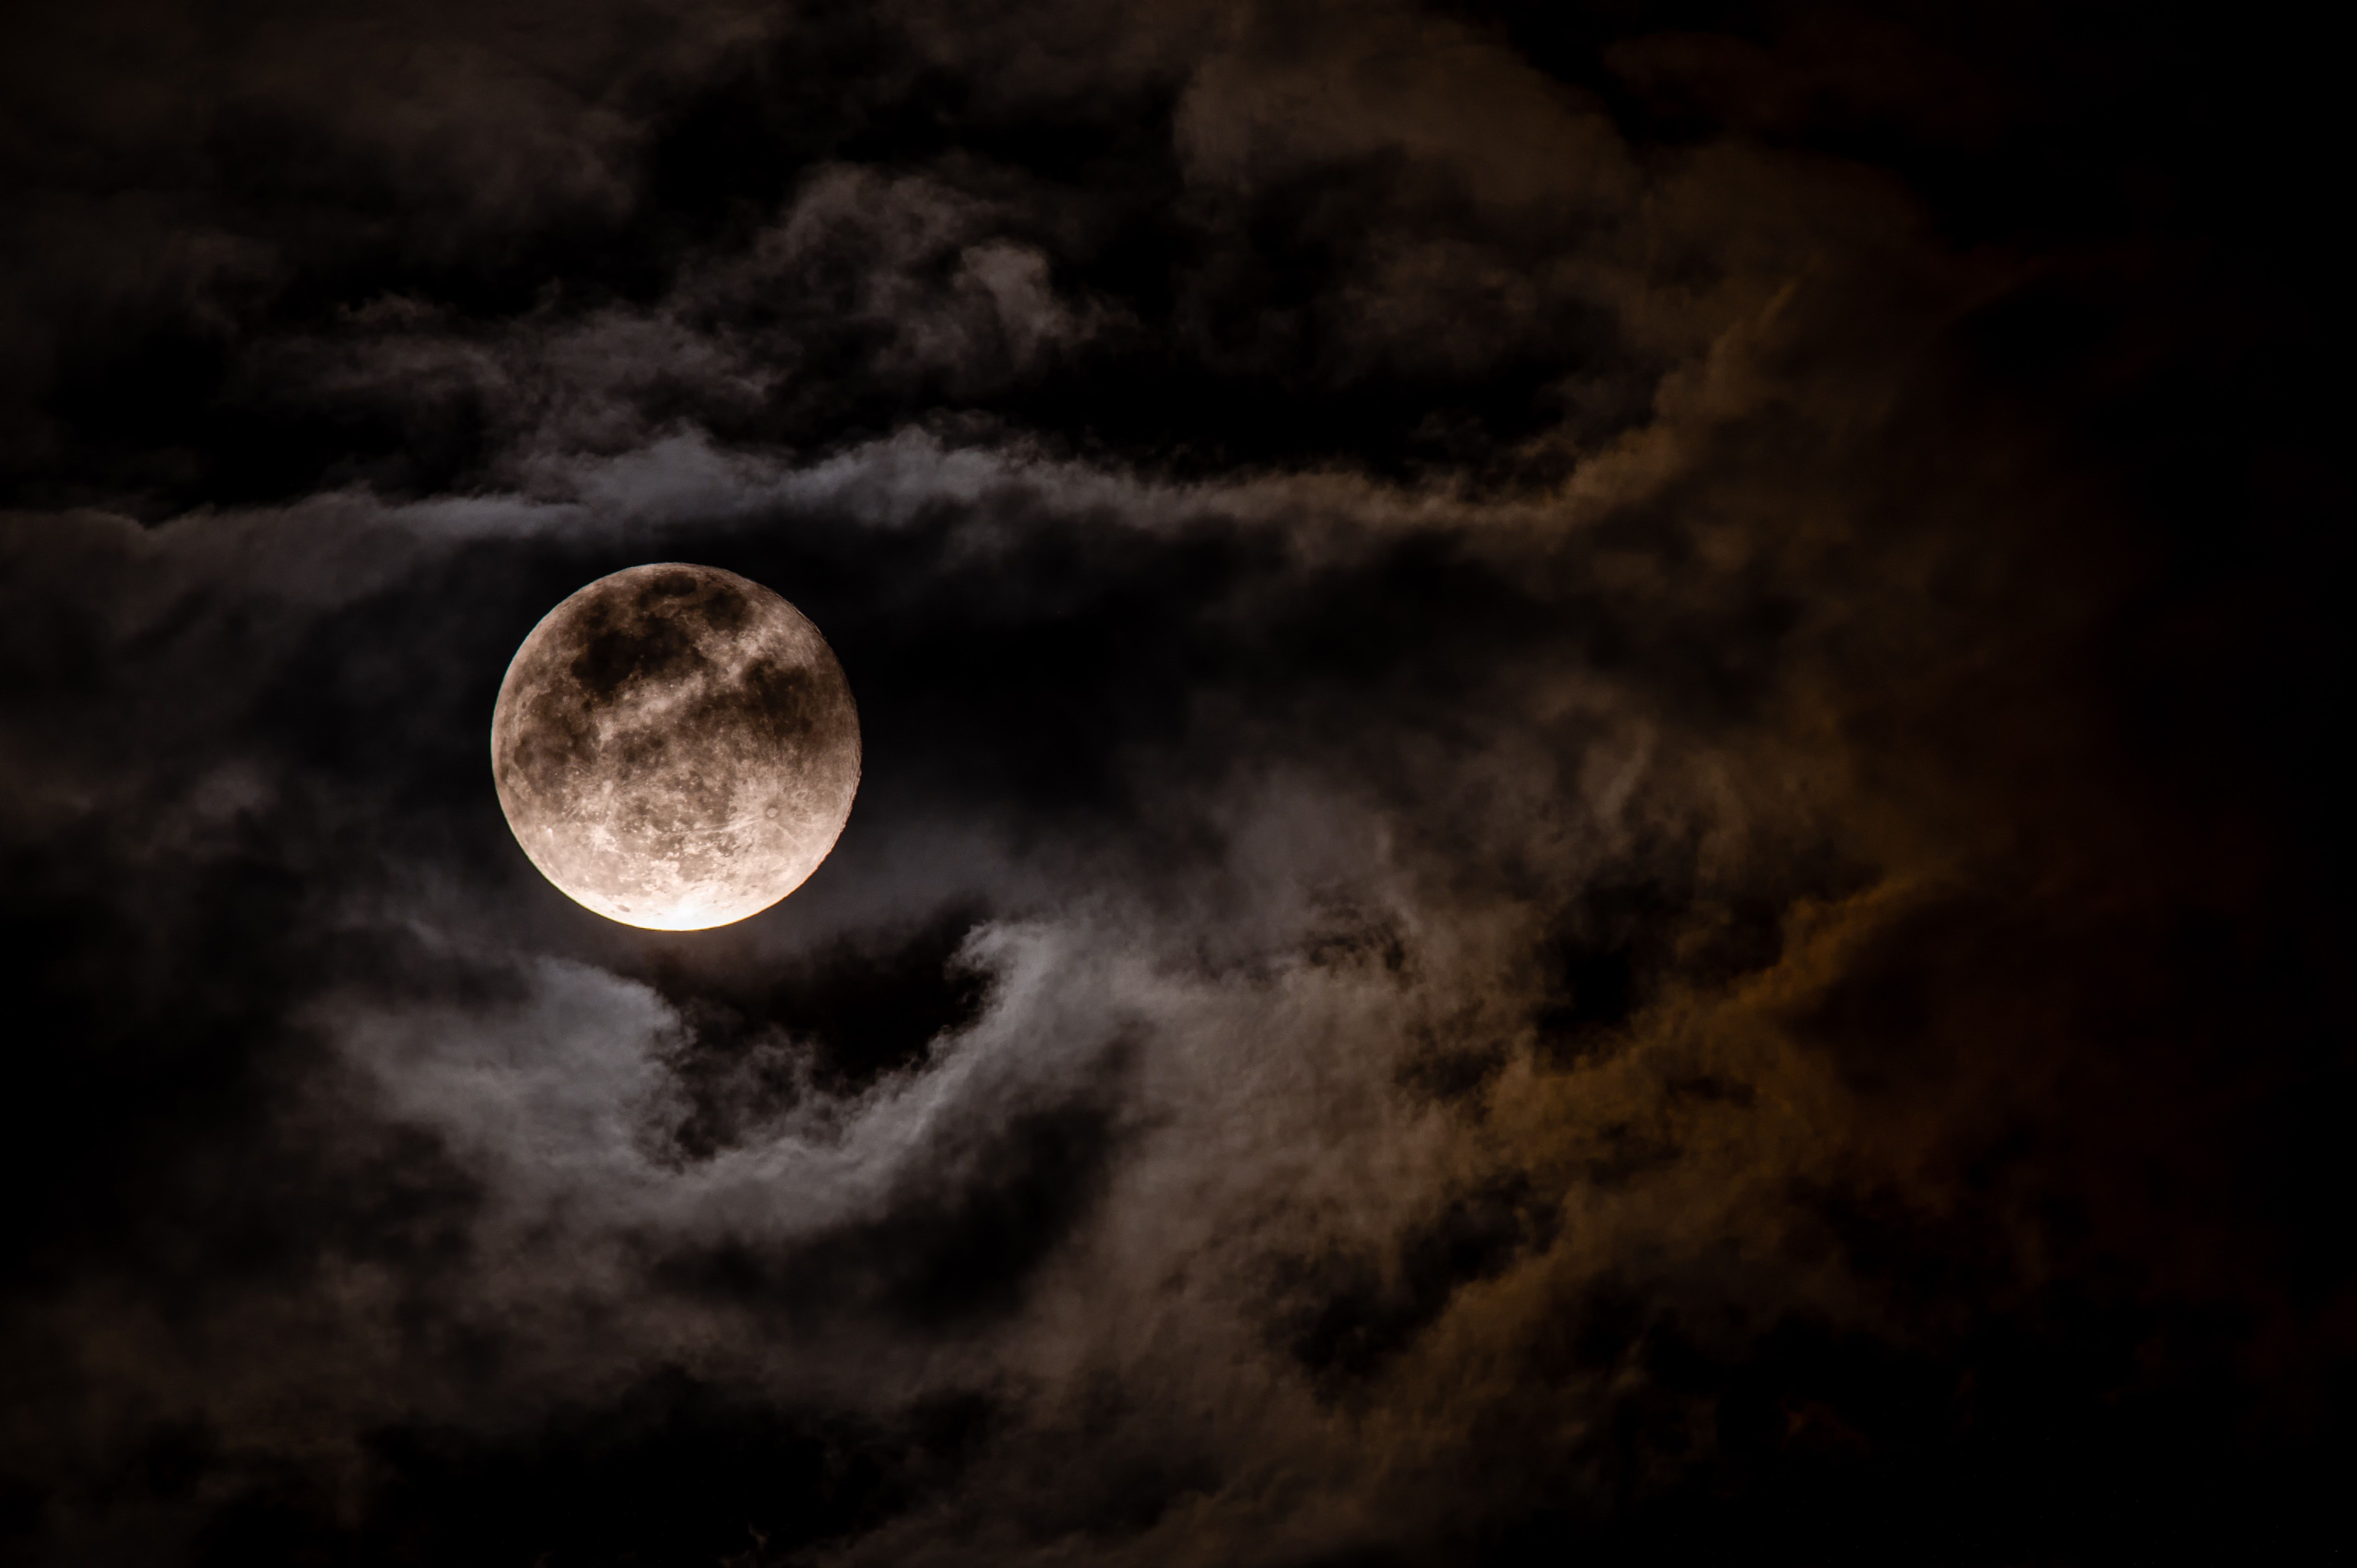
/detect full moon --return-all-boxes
[490,563,861,930]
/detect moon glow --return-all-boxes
[491,564,861,930]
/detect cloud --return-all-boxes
[0,356,2057,1559]
[0,0,2346,1563]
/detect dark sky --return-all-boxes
[1,2,2350,1564]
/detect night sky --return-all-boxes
[2,2,2350,1564]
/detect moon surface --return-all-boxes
[491,563,861,930]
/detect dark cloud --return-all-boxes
[1,0,2348,1563]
